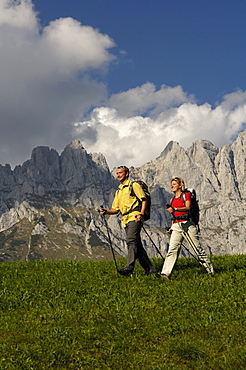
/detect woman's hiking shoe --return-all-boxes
[160,274,171,281]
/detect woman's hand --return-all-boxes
[166,227,172,234]
[166,206,174,214]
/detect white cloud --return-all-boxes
[109,82,195,117]
[0,1,245,171]
[40,17,115,74]
[74,86,246,169]
[0,0,115,166]
[0,0,37,30]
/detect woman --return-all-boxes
[161,177,214,280]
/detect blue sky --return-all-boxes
[33,0,246,105]
[0,0,246,168]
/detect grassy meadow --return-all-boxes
[0,255,246,369]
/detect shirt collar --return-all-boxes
[118,179,130,189]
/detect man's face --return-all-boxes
[116,168,128,183]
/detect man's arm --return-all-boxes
[135,200,147,222]
[100,207,118,216]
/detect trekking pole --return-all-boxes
[100,205,118,273]
[142,225,164,261]
[166,204,209,271]
[166,204,212,273]
[178,222,212,273]
[180,241,201,263]
[165,223,200,262]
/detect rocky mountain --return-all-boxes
[0,131,245,263]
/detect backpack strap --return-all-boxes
[129,181,135,197]
[129,181,145,204]
[170,194,186,206]
[181,192,186,204]
[122,181,141,216]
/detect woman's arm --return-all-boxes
[167,199,191,213]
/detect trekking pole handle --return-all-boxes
[100,205,107,215]
[166,204,174,212]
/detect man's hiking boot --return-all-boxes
[117,268,132,276]
[145,266,157,275]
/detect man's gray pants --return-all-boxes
[124,221,153,273]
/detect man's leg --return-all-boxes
[123,221,154,273]
[135,224,155,273]
[122,221,139,272]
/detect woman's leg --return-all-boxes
[161,224,183,277]
[182,222,214,274]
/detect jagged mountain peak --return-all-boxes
[29,146,60,167]
[157,140,182,159]
[0,141,114,213]
[187,139,219,158]
[65,139,85,150]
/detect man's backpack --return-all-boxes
[171,188,200,229]
[129,180,151,221]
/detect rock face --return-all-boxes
[0,131,245,263]
[130,130,246,256]
[0,140,116,210]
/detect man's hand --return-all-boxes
[100,207,107,215]
[135,214,143,222]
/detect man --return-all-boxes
[100,166,155,276]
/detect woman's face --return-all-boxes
[171,180,181,193]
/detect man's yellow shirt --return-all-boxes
[112,179,146,228]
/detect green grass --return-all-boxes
[0,255,246,369]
